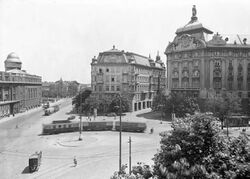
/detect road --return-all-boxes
[0,99,172,179]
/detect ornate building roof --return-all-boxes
[165,5,250,54]
[175,5,213,35]
[93,46,165,69]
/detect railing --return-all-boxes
[0,71,41,84]
[171,87,200,90]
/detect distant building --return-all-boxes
[91,46,166,111]
[165,5,250,100]
[42,80,79,98]
[78,83,91,92]
[0,53,42,117]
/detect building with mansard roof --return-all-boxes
[165,5,250,103]
[91,46,166,112]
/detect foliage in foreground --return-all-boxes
[110,163,153,179]
[111,114,250,179]
[153,114,250,179]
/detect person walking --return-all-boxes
[73,156,77,167]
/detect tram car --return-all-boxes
[114,121,147,132]
[42,119,147,135]
[224,115,250,127]
[44,105,60,116]
[83,121,113,131]
[43,120,79,134]
[29,151,42,172]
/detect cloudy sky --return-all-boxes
[0,0,249,83]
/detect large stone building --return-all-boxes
[0,53,42,118]
[91,46,166,111]
[165,5,250,101]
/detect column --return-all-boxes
[221,59,226,89]
[178,62,182,88]
[1,87,4,101]
[209,59,213,89]
[243,58,247,90]
[200,58,205,89]
[168,59,172,90]
[233,59,238,90]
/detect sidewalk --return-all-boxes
[0,99,63,125]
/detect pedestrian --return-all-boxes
[73,156,77,167]
[150,127,154,134]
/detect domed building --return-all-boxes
[4,52,22,71]
[165,5,250,108]
[0,53,42,118]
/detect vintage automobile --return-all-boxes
[29,151,42,172]
[44,105,60,116]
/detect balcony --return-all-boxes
[171,87,200,91]
[172,75,179,79]
[237,75,243,81]
[213,73,222,78]
[122,80,129,84]
[182,74,189,79]
[228,75,233,81]
[96,80,104,84]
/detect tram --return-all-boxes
[42,120,147,134]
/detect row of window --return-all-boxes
[28,88,38,99]
[172,60,199,69]
[94,85,120,92]
[92,67,129,74]
[172,50,250,59]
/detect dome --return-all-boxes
[5,52,22,63]
[4,52,22,71]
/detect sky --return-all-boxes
[0,0,249,83]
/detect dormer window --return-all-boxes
[106,68,109,72]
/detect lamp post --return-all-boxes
[115,94,122,174]
[128,136,132,175]
[79,92,83,141]
[118,94,122,174]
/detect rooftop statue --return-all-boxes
[192,5,197,17]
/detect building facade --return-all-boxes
[165,5,250,100]
[91,46,166,112]
[0,53,42,118]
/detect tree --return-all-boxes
[153,114,250,179]
[153,93,199,118]
[204,92,242,129]
[72,89,92,113]
[151,92,167,111]
[109,95,130,114]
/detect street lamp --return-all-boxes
[115,94,122,174]
[78,92,83,141]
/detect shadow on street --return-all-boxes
[21,166,30,174]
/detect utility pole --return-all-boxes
[119,94,122,174]
[128,136,132,175]
[79,92,83,141]
[226,117,229,137]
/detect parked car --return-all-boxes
[106,113,117,117]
